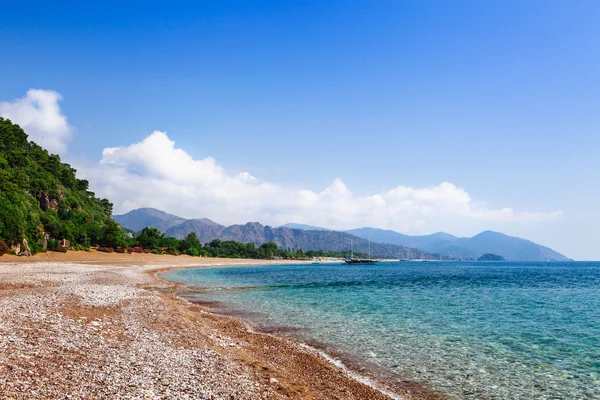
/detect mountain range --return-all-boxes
[114,209,449,260]
[114,208,570,261]
[345,227,569,261]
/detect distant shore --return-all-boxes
[0,252,444,399]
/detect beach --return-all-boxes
[0,252,435,400]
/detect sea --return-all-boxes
[161,261,600,400]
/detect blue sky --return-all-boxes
[1,1,599,259]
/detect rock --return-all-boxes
[19,238,32,256]
[269,377,279,385]
[161,379,171,386]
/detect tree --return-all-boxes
[258,242,278,259]
[98,219,127,249]
[98,198,113,216]
[179,232,201,253]
[135,227,163,249]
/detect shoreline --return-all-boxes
[0,252,445,399]
[157,264,445,400]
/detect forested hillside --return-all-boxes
[0,118,125,254]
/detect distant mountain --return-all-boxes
[114,209,450,260]
[454,231,569,262]
[214,223,448,260]
[113,208,186,232]
[279,223,330,231]
[165,218,225,243]
[346,228,459,254]
[347,227,569,261]
[115,209,570,261]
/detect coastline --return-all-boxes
[0,252,444,399]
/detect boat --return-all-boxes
[344,239,379,265]
[345,258,378,264]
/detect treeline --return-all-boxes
[0,118,123,254]
[99,227,359,260]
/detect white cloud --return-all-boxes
[0,89,72,155]
[80,130,563,234]
[0,89,562,235]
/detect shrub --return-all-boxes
[9,250,17,256]
[142,249,151,254]
[186,247,199,257]
[55,245,68,253]
[151,249,162,255]
[167,249,180,256]
[115,247,127,254]
[0,240,9,256]
[129,246,143,253]
[97,247,114,253]
[47,239,59,252]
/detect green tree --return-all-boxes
[98,219,127,248]
[135,227,163,249]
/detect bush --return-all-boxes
[151,249,162,255]
[55,245,68,253]
[186,247,199,257]
[142,249,151,254]
[97,247,114,253]
[47,239,59,252]
[167,249,180,256]
[115,247,127,254]
[0,240,9,256]
[129,246,143,253]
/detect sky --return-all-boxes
[1,1,599,259]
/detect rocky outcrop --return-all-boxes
[19,238,32,256]
[35,191,59,212]
[37,233,50,250]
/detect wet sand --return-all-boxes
[0,251,444,399]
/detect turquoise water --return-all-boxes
[162,262,600,399]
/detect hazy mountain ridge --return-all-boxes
[113,208,570,261]
[279,223,331,231]
[113,208,185,233]
[347,227,569,261]
[165,218,225,243]
[114,209,450,260]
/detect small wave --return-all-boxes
[299,343,405,400]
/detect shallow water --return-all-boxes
[162,262,600,399]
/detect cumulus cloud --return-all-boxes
[0,89,561,234]
[0,89,72,155]
[80,130,563,234]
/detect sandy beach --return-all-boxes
[0,252,442,399]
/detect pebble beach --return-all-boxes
[0,253,423,399]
